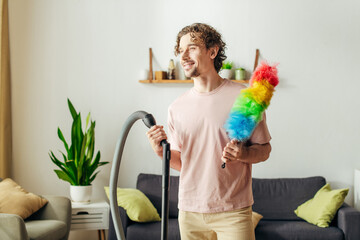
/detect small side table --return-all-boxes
[71,200,109,240]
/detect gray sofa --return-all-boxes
[0,178,71,240]
[108,173,360,240]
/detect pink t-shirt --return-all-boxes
[167,79,271,213]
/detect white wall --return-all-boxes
[8,0,360,239]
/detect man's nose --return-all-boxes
[181,49,189,60]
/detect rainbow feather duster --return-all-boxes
[224,62,279,141]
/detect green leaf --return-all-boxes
[71,114,83,168]
[49,152,77,184]
[89,171,100,184]
[60,152,77,183]
[85,112,91,130]
[88,151,101,178]
[98,161,109,166]
[79,132,87,162]
[76,114,84,149]
[85,121,95,161]
[68,145,74,160]
[61,151,77,180]
[49,151,66,169]
[54,170,75,185]
[57,128,69,155]
[77,133,88,184]
[67,98,78,120]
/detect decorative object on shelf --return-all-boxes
[49,99,109,203]
[139,69,149,80]
[355,169,360,211]
[235,68,246,80]
[70,185,92,203]
[253,49,260,71]
[155,71,167,80]
[148,48,153,81]
[219,61,234,79]
[167,59,176,80]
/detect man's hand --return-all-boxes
[222,140,272,165]
[146,125,167,157]
[221,139,245,164]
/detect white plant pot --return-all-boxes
[70,185,92,204]
[219,69,234,79]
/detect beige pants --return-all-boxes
[178,207,255,240]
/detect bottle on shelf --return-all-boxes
[167,59,176,80]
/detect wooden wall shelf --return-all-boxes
[141,48,259,85]
[139,79,249,84]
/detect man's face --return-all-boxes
[178,33,214,78]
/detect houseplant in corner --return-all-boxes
[49,99,109,203]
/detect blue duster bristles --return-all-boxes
[224,112,257,140]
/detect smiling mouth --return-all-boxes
[182,61,195,71]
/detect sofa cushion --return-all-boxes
[137,173,179,218]
[0,178,48,219]
[255,220,344,240]
[252,211,263,228]
[252,176,326,220]
[127,218,180,240]
[295,183,348,227]
[104,187,160,222]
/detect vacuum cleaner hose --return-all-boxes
[109,111,170,240]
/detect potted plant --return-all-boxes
[219,61,234,79]
[49,99,109,203]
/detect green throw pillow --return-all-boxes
[104,187,161,222]
[294,183,348,227]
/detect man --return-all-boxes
[146,23,271,240]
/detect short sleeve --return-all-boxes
[167,107,182,152]
[249,112,272,144]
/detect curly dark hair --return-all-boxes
[174,23,227,73]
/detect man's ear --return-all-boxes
[209,46,219,60]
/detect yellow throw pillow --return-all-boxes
[0,178,48,219]
[294,183,348,227]
[104,187,161,222]
[252,211,263,228]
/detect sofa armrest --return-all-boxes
[0,213,29,240]
[337,203,360,240]
[109,206,134,239]
[26,195,71,239]
[119,206,133,232]
[27,196,71,222]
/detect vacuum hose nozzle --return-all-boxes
[143,113,168,145]
[142,113,157,128]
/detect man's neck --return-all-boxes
[193,72,224,93]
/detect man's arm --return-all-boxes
[170,150,181,171]
[222,139,271,164]
[240,142,271,164]
[146,125,181,171]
